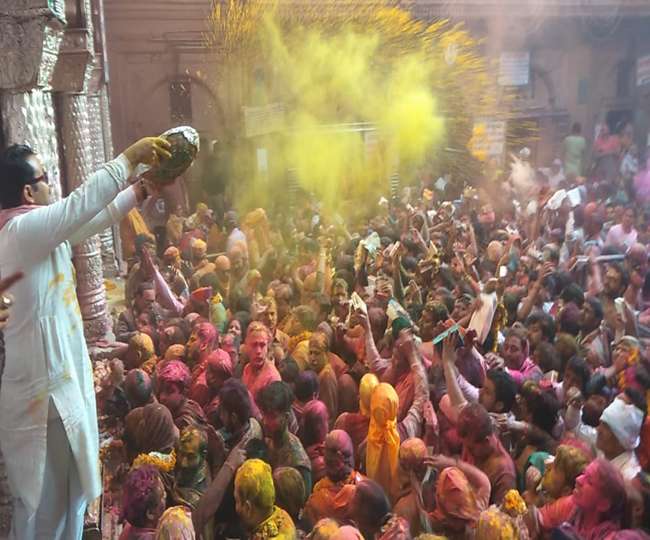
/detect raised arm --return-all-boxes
[359,311,390,376]
[399,336,428,439]
[8,138,169,265]
[423,454,491,507]
[441,334,468,418]
[69,184,140,246]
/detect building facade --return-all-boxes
[103,0,650,169]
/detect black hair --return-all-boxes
[571,122,582,135]
[535,342,561,374]
[402,255,418,273]
[294,370,319,402]
[584,297,604,321]
[503,291,523,325]
[279,357,300,385]
[125,369,154,409]
[166,318,191,341]
[0,158,37,209]
[3,143,35,162]
[136,281,155,296]
[353,479,391,531]
[558,303,581,337]
[609,262,630,291]
[526,312,556,342]
[135,234,155,255]
[624,387,648,416]
[199,272,219,291]
[425,301,449,325]
[234,311,252,338]
[565,356,592,393]
[521,382,560,434]
[486,369,518,412]
[219,378,252,423]
[560,283,585,307]
[457,402,494,440]
[258,381,294,415]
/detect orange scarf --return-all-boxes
[366,383,400,501]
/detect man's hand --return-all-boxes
[506,418,528,433]
[423,400,438,434]
[396,330,416,358]
[485,352,505,371]
[490,412,509,432]
[565,387,584,409]
[356,311,371,331]
[0,272,23,331]
[123,137,172,168]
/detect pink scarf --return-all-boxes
[0,205,38,230]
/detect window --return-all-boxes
[169,78,192,124]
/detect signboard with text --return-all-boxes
[498,51,530,87]
[243,103,286,137]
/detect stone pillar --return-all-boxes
[52,17,112,343]
[99,86,125,271]
[87,0,120,278]
[0,6,65,201]
[0,90,63,201]
[88,77,119,277]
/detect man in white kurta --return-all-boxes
[0,137,170,540]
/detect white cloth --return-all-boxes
[226,227,248,254]
[0,155,134,514]
[610,450,642,481]
[11,406,85,540]
[600,397,644,451]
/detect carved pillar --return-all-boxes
[0,90,63,201]
[99,86,124,271]
[52,17,112,343]
[87,0,120,278]
[88,73,119,277]
[0,6,65,202]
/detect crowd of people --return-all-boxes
[3,117,650,540]
[86,117,650,540]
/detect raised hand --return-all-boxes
[123,137,172,167]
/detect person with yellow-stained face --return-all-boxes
[235,459,297,540]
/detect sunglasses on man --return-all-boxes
[30,171,49,185]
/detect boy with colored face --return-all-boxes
[186,322,219,407]
[242,322,281,403]
[120,465,166,540]
[457,403,516,505]
[157,359,210,434]
[174,426,210,510]
[234,459,296,540]
[258,381,312,494]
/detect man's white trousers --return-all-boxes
[9,413,85,540]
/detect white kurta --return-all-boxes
[0,155,136,514]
